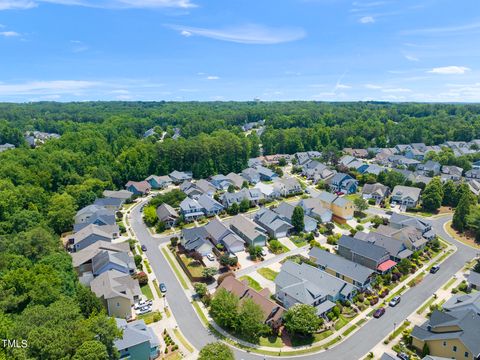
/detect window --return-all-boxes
[453,345,457,352]
[443,341,446,347]
[464,352,469,358]
[117,302,120,307]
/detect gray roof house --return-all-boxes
[254,208,293,238]
[465,168,480,180]
[389,213,432,235]
[375,225,428,251]
[70,224,114,252]
[169,170,193,184]
[93,197,124,211]
[355,231,413,260]
[102,189,133,200]
[221,188,264,207]
[75,204,115,224]
[229,214,267,247]
[443,291,480,314]
[302,161,335,183]
[255,165,278,181]
[467,271,480,290]
[179,197,204,221]
[299,197,333,223]
[391,185,421,208]
[226,172,245,188]
[254,182,281,200]
[91,250,135,277]
[155,203,179,228]
[196,194,224,216]
[417,160,441,176]
[180,227,212,255]
[0,143,15,152]
[362,183,390,202]
[337,235,392,272]
[274,202,318,233]
[145,175,172,189]
[204,218,244,253]
[411,309,480,360]
[73,209,117,233]
[440,165,463,182]
[274,261,356,316]
[210,174,233,190]
[272,177,302,196]
[115,318,161,360]
[241,168,261,184]
[308,247,375,290]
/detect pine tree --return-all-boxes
[292,206,305,233]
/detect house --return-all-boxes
[226,172,245,188]
[465,169,480,180]
[387,155,421,168]
[376,225,429,251]
[275,261,356,317]
[274,202,318,232]
[308,247,375,290]
[362,183,390,203]
[0,143,15,152]
[355,231,413,261]
[296,151,319,165]
[472,160,480,170]
[248,157,263,168]
[391,185,421,208]
[467,179,480,196]
[254,182,280,201]
[412,173,433,186]
[180,181,204,199]
[221,188,264,207]
[443,291,480,314]
[179,197,204,221]
[337,235,393,272]
[467,272,480,290]
[326,172,358,194]
[91,250,136,277]
[338,155,357,168]
[180,227,212,255]
[125,181,151,196]
[218,276,285,330]
[302,161,335,183]
[210,174,233,190]
[75,204,114,224]
[102,189,133,200]
[298,197,333,223]
[417,160,441,176]
[143,128,156,138]
[389,213,433,237]
[255,166,278,181]
[169,170,192,184]
[229,214,267,247]
[204,218,245,253]
[254,208,293,238]
[194,179,217,197]
[197,194,224,216]
[73,209,118,234]
[241,168,261,184]
[115,318,161,360]
[155,203,179,228]
[272,177,302,196]
[343,148,369,158]
[312,191,354,221]
[70,224,114,252]
[441,166,463,182]
[145,175,172,189]
[93,197,125,211]
[90,269,141,318]
[411,309,480,360]
[361,164,386,176]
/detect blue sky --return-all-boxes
[0,0,479,102]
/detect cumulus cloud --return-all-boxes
[428,66,471,75]
[0,1,36,10]
[404,54,419,61]
[359,16,375,24]
[0,80,99,95]
[0,30,20,37]
[167,23,306,44]
[206,75,219,80]
[0,0,196,10]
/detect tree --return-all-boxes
[73,340,108,360]
[134,254,143,269]
[194,282,208,297]
[397,258,412,275]
[268,239,283,253]
[353,197,368,213]
[143,205,158,227]
[76,284,104,317]
[155,221,166,233]
[473,260,480,274]
[242,180,249,189]
[248,245,263,260]
[47,192,77,234]
[202,267,217,280]
[239,198,250,213]
[442,180,457,207]
[209,288,239,329]
[228,202,239,215]
[422,177,443,212]
[453,192,473,232]
[227,184,235,193]
[237,298,268,340]
[292,206,305,233]
[170,237,178,247]
[283,304,323,336]
[198,342,234,360]
[466,206,480,243]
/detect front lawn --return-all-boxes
[290,235,308,248]
[179,253,205,277]
[140,283,154,300]
[257,267,279,281]
[239,276,262,291]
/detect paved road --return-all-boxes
[131,199,477,360]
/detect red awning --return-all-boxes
[377,260,397,272]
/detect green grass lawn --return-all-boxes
[239,276,262,291]
[161,248,189,289]
[290,235,308,248]
[257,267,279,281]
[342,324,358,337]
[290,329,333,347]
[259,335,284,348]
[173,328,194,353]
[179,253,205,277]
[140,283,154,300]
[416,296,436,315]
[137,311,162,324]
[334,315,350,331]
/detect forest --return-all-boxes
[1,101,480,359]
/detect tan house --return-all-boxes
[411,309,480,360]
[90,269,141,319]
[316,191,354,222]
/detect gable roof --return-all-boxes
[230,214,267,242]
[115,318,160,351]
[254,208,293,233]
[72,224,113,244]
[91,250,135,275]
[226,172,244,188]
[90,269,141,301]
[391,185,421,201]
[443,291,480,314]
[156,203,179,221]
[338,235,389,262]
[125,180,151,193]
[362,183,389,197]
[102,189,133,200]
[71,241,130,268]
[355,231,412,259]
[390,212,431,232]
[197,193,223,212]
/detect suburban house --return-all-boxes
[411,309,480,360]
[93,197,125,211]
[210,174,233,190]
[361,164,386,176]
[218,276,285,330]
[391,185,422,208]
[180,227,212,255]
[467,179,480,196]
[254,208,293,238]
[467,272,480,291]
[465,169,480,180]
[143,128,156,138]
[229,214,268,247]
[179,197,205,221]
[254,182,281,201]
[0,143,15,152]
[70,224,114,252]
[275,261,356,317]
[355,231,413,261]
[472,160,480,170]
[375,225,428,251]
[115,318,161,360]
[389,213,433,237]
[102,189,133,201]
[299,197,333,223]
[180,181,204,199]
[204,218,245,253]
[295,151,322,165]
[272,177,302,196]
[338,155,357,168]
[125,180,151,195]
[91,250,136,277]
[169,170,193,184]
[337,235,394,272]
[145,175,172,189]
[255,165,278,181]
[241,168,261,184]
[302,161,335,183]
[221,188,264,207]
[90,269,141,318]
[316,191,354,221]
[274,202,318,232]
[343,148,369,158]
[326,172,358,194]
[75,204,115,224]
[196,194,224,216]
[155,203,179,228]
[226,172,245,188]
[441,166,463,182]
[362,183,390,203]
[417,160,441,176]
[194,179,217,197]
[443,292,480,314]
[308,247,375,290]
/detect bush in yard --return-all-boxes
[219,254,230,266]
[170,237,178,247]
[194,282,208,297]
[134,254,143,270]
[202,267,217,280]
[136,271,148,286]
[228,256,238,266]
[248,245,263,260]
[155,221,166,233]
[269,239,283,254]
[198,342,234,360]
[355,224,364,231]
[284,304,323,336]
[332,305,341,317]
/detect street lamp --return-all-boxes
[393,322,397,334]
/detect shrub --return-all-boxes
[136,271,148,286]
[170,237,178,247]
[355,224,364,231]
[134,255,143,270]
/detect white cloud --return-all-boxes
[364,84,382,89]
[402,21,480,36]
[0,30,20,37]
[167,24,306,44]
[0,0,196,10]
[70,40,88,53]
[359,16,375,24]
[206,75,219,80]
[381,87,412,93]
[336,83,351,89]
[404,54,419,61]
[0,80,99,95]
[428,66,471,75]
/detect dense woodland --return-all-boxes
[1,101,480,359]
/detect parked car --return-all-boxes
[135,305,152,315]
[159,283,167,293]
[206,253,215,261]
[133,299,153,310]
[141,244,147,252]
[389,296,401,307]
[397,352,410,360]
[430,265,440,274]
[260,249,267,257]
[373,307,385,318]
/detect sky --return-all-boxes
[0,0,479,102]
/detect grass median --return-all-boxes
[161,247,189,290]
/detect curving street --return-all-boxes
[129,199,478,360]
